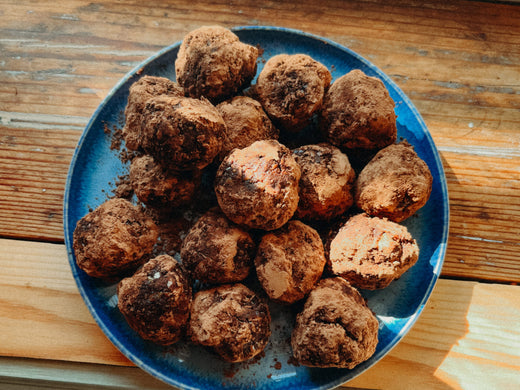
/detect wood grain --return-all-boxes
[0,239,131,366]
[2,2,520,388]
[0,2,519,277]
[0,238,519,389]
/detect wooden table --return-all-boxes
[1,1,519,389]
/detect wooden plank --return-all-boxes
[0,357,365,390]
[0,239,131,366]
[0,357,172,390]
[0,238,519,389]
[1,1,519,276]
[0,126,82,241]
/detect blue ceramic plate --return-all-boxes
[64,26,449,389]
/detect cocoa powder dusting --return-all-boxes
[287,356,300,367]
[112,174,133,200]
[75,25,434,376]
[223,365,240,379]
[110,125,123,151]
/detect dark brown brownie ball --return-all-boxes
[255,54,332,132]
[123,75,184,151]
[117,255,192,345]
[320,69,397,150]
[255,220,326,304]
[175,26,258,103]
[73,198,158,279]
[149,211,194,259]
[214,139,301,231]
[140,95,225,170]
[189,283,271,363]
[328,213,419,290]
[180,208,255,284]
[292,143,356,221]
[291,277,379,368]
[129,155,200,208]
[216,96,279,160]
[355,141,433,222]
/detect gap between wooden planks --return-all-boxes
[0,238,519,389]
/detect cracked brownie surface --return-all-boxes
[175,26,258,103]
[189,283,271,363]
[214,139,301,231]
[139,95,225,171]
[255,220,326,304]
[291,277,379,368]
[180,207,255,284]
[320,69,397,150]
[73,198,158,279]
[327,213,419,290]
[122,75,184,152]
[129,155,200,208]
[216,96,279,161]
[255,53,331,133]
[118,255,192,345]
[292,143,356,221]
[355,141,433,222]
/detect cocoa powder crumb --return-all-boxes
[287,356,300,367]
[110,126,123,151]
[112,174,133,199]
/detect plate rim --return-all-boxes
[63,25,450,390]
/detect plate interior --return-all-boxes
[63,26,449,390]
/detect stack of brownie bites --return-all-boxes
[73,26,433,369]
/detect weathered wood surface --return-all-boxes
[1,0,519,283]
[1,1,520,389]
[0,238,519,389]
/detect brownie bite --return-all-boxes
[180,208,256,284]
[189,283,271,363]
[73,198,158,279]
[216,96,279,160]
[291,277,379,368]
[123,75,184,151]
[175,26,258,103]
[117,255,192,345]
[139,95,225,170]
[327,213,419,289]
[129,155,200,208]
[214,139,301,231]
[355,141,433,222]
[320,69,397,150]
[292,143,356,221]
[255,54,332,132]
[255,220,326,304]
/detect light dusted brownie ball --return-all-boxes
[189,283,271,363]
[140,95,225,170]
[291,277,379,368]
[180,208,255,284]
[129,155,200,208]
[73,198,158,279]
[255,54,332,132]
[292,143,356,221]
[328,213,419,290]
[255,220,326,304]
[355,141,433,222]
[117,255,192,345]
[216,96,279,160]
[123,75,184,151]
[214,139,301,231]
[175,26,258,103]
[320,69,397,150]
